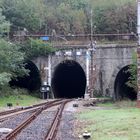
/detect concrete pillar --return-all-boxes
[85,50,90,98]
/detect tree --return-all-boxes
[1,0,46,32]
[0,0,136,35]
[0,39,28,86]
[21,38,55,59]
[0,8,10,36]
[45,1,87,34]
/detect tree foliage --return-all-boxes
[0,0,136,35]
[1,0,45,32]
[126,52,137,92]
[0,39,28,86]
[0,8,10,35]
[21,38,55,59]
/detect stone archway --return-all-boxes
[51,59,87,98]
[114,65,137,100]
[109,63,136,100]
[9,60,41,91]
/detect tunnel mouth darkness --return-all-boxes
[9,60,41,91]
[114,65,137,100]
[51,60,86,98]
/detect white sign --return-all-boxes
[65,51,72,56]
[76,51,81,56]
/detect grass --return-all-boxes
[77,101,140,140]
[0,94,42,108]
[97,100,136,108]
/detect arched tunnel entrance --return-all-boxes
[114,65,137,100]
[51,60,86,98]
[9,61,41,91]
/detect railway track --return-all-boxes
[0,99,62,117]
[1,99,72,140]
[45,100,69,140]
[0,99,63,122]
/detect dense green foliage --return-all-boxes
[127,64,137,92]
[1,0,45,32]
[126,52,137,92]
[0,0,136,35]
[0,4,55,95]
[0,8,10,36]
[21,38,55,59]
[0,39,29,96]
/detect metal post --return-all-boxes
[138,0,140,46]
[43,92,45,99]
[48,55,51,85]
[90,49,93,97]
[137,0,140,107]
[90,10,93,43]
[86,50,90,87]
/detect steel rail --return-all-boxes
[45,100,71,140]
[0,99,62,117]
[2,99,64,140]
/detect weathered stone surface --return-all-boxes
[33,44,137,99]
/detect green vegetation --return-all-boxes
[0,0,136,34]
[126,52,137,93]
[77,101,140,140]
[0,88,42,108]
[0,39,28,94]
[22,38,55,59]
[97,100,136,108]
[0,94,42,108]
[0,8,10,36]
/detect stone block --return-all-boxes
[137,47,140,53]
[137,54,140,58]
[137,100,140,108]
[138,79,140,84]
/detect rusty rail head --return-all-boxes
[0,108,23,116]
[45,99,72,140]
[0,99,62,117]
[2,108,43,140]
[2,99,63,140]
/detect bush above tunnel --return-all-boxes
[21,38,56,59]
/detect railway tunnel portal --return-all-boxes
[11,44,137,100]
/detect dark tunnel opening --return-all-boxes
[9,61,41,91]
[51,60,86,98]
[114,65,137,100]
